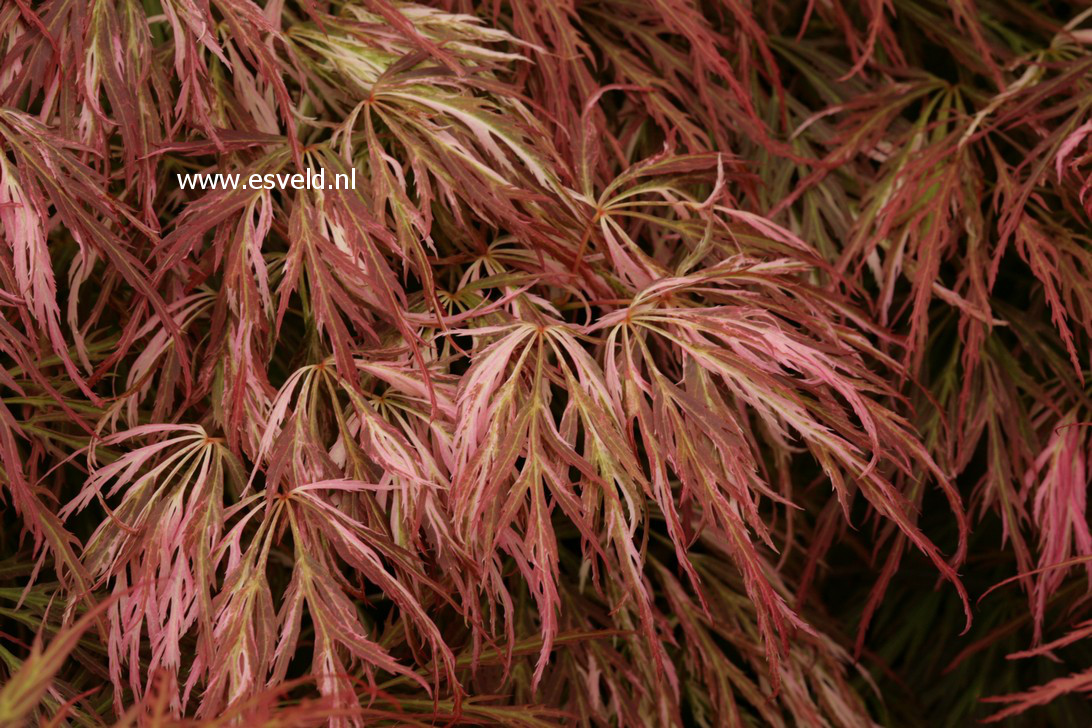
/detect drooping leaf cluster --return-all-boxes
[3,0,1092,725]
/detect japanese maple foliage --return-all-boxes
[3,0,1092,726]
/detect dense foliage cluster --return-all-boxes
[3,0,1092,725]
